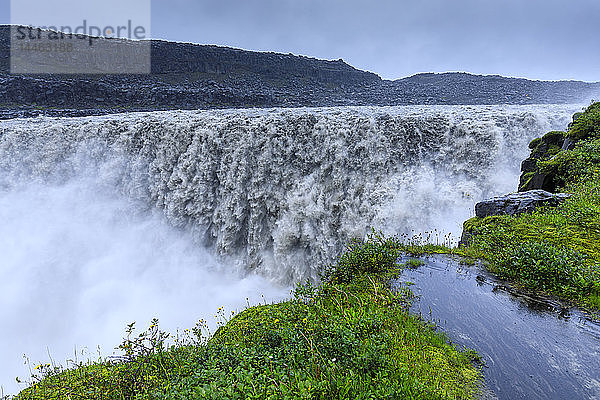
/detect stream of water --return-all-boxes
[397,255,600,400]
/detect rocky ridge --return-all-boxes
[0,25,599,119]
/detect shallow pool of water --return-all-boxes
[396,255,600,400]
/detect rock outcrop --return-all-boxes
[459,190,571,246]
[475,190,571,218]
[517,109,597,192]
[518,131,566,192]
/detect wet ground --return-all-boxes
[396,255,600,400]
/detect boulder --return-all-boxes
[475,190,571,218]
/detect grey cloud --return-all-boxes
[2,0,598,81]
[149,0,599,81]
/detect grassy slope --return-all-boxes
[14,233,480,400]
[458,102,600,310]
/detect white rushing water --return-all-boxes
[0,104,581,393]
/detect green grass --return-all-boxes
[14,232,481,400]
[458,173,600,309]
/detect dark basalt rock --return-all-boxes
[520,172,557,193]
[475,190,571,218]
[518,131,567,192]
[561,137,577,151]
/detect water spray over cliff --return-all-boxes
[0,105,578,283]
[0,104,582,392]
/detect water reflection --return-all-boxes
[396,255,600,400]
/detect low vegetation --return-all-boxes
[14,233,481,400]
[566,102,600,140]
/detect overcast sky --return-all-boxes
[2,0,599,81]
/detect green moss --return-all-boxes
[545,144,562,158]
[567,102,600,140]
[519,171,535,191]
[462,215,507,234]
[541,130,566,143]
[530,143,561,161]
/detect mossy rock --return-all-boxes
[542,130,566,145]
[528,137,542,149]
[530,135,564,160]
[521,131,565,171]
[519,103,600,191]
[538,137,600,189]
[519,141,561,191]
[545,144,562,158]
[567,103,600,140]
[520,171,558,192]
[519,171,535,191]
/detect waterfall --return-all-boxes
[0,105,579,283]
[0,104,582,393]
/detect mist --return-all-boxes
[0,173,288,394]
